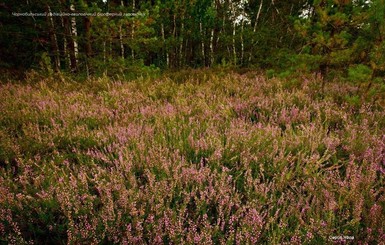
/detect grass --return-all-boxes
[0,70,385,244]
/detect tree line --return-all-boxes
[1,0,385,79]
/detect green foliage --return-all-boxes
[266,69,275,79]
[38,52,54,77]
[344,94,361,108]
[289,53,323,73]
[370,41,385,74]
[0,0,309,76]
[89,58,160,81]
[293,0,383,79]
[348,64,373,82]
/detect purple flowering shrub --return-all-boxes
[0,72,384,244]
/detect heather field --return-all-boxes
[1,71,385,244]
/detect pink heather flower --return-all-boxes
[154,235,162,244]
[164,103,176,116]
[290,235,301,244]
[36,191,49,199]
[323,190,337,211]
[193,234,201,244]
[0,223,5,236]
[324,137,340,152]
[146,214,155,224]
[290,107,299,120]
[369,204,382,226]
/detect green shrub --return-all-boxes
[266,69,275,79]
[39,52,54,77]
[348,64,372,83]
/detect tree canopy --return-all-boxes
[1,0,384,79]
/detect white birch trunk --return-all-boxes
[210,29,214,66]
[47,5,60,70]
[200,22,205,66]
[60,12,69,68]
[254,0,263,33]
[70,4,78,60]
[241,19,244,65]
[249,0,263,62]
[103,41,106,64]
[232,21,236,65]
[119,1,125,59]
[131,0,135,59]
[180,22,184,66]
[161,23,169,68]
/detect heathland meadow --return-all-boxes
[1,70,385,244]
